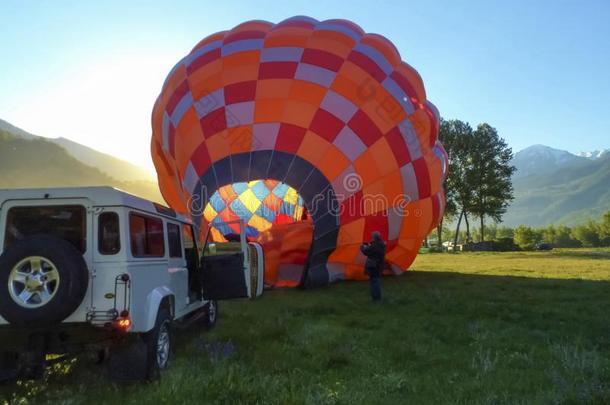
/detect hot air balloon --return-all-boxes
[151,16,447,288]
[203,180,305,241]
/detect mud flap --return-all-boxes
[107,339,148,381]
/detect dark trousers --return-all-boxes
[369,276,381,301]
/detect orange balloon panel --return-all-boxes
[151,16,447,287]
[257,221,313,288]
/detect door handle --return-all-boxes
[168,267,187,274]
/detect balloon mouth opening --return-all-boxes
[203,179,310,242]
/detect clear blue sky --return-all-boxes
[1,0,608,170]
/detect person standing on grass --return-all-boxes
[360,231,386,302]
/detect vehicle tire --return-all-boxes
[0,235,89,327]
[143,308,172,380]
[202,300,218,330]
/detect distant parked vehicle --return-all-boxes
[536,242,554,251]
[0,187,263,382]
[442,241,462,252]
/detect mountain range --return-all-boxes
[0,119,155,183]
[0,118,163,203]
[504,144,610,227]
[0,118,607,227]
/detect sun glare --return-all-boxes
[9,50,182,171]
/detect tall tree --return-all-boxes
[438,119,474,248]
[467,124,516,242]
[436,159,458,247]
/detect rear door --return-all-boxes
[1,200,93,268]
[0,199,94,321]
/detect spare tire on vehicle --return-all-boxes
[0,235,89,327]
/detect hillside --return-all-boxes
[53,137,155,182]
[0,118,155,182]
[502,145,610,226]
[511,144,589,178]
[0,129,163,203]
[0,119,38,140]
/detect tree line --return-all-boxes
[512,212,610,249]
[437,211,610,250]
[437,119,516,247]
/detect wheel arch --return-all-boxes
[138,286,175,333]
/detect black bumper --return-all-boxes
[0,323,122,353]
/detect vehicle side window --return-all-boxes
[182,224,199,269]
[129,213,165,257]
[4,205,86,253]
[182,224,195,250]
[98,212,120,255]
[167,223,182,258]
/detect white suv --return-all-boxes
[0,187,263,381]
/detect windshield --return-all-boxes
[4,205,87,253]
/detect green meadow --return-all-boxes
[2,249,609,404]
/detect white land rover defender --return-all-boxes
[0,187,263,381]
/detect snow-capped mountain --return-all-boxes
[577,149,610,160]
[504,144,610,227]
[511,144,587,178]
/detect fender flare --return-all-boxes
[139,286,175,332]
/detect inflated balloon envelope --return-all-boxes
[203,179,305,242]
[151,16,447,288]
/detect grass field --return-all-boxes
[2,249,610,404]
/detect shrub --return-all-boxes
[571,221,602,247]
[493,237,520,251]
[514,225,542,250]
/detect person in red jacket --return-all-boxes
[360,231,386,301]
